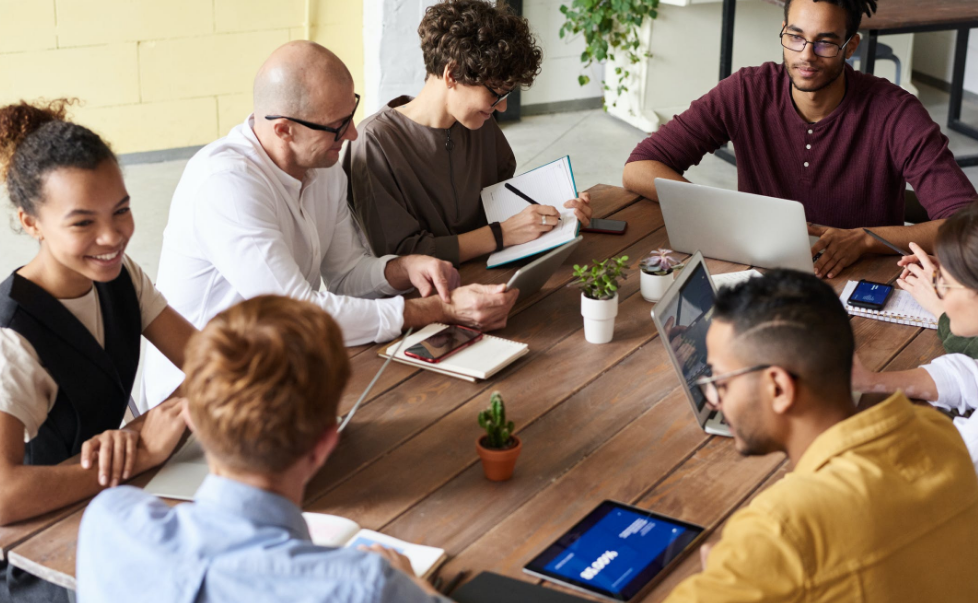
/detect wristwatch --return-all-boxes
[489,222,504,252]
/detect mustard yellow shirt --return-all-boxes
[665,392,978,602]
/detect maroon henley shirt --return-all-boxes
[627,62,976,227]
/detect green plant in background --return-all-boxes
[573,255,629,300]
[558,0,660,103]
[478,392,515,449]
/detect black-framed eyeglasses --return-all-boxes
[264,93,361,141]
[780,28,853,58]
[693,364,785,409]
[483,83,513,108]
[933,269,969,300]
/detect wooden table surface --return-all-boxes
[2,185,944,598]
[765,0,978,31]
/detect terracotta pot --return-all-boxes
[476,435,522,482]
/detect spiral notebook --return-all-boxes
[481,156,580,268]
[379,323,529,382]
[839,281,938,329]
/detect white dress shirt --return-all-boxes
[920,353,978,474]
[143,116,405,409]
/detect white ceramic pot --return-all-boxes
[640,270,674,302]
[581,293,619,344]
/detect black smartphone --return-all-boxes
[582,218,627,235]
[847,279,894,311]
[404,325,483,363]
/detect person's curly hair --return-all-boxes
[419,0,542,90]
[0,98,115,217]
[183,295,351,474]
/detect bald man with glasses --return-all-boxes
[623,0,975,280]
[143,41,517,409]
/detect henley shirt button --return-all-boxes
[804,162,810,167]
[808,129,813,134]
[806,144,811,149]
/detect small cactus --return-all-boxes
[478,392,515,449]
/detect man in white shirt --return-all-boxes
[144,41,517,408]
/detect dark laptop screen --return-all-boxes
[655,262,715,412]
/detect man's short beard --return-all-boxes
[784,51,847,94]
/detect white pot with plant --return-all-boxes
[573,255,628,344]
[640,248,683,302]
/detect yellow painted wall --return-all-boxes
[0,0,365,155]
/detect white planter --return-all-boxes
[640,270,674,302]
[581,293,619,344]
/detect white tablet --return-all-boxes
[505,236,582,302]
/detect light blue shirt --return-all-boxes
[77,475,449,603]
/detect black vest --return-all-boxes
[0,268,141,466]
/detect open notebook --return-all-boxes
[302,513,446,578]
[379,323,528,382]
[839,280,938,329]
[481,156,580,268]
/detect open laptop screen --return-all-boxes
[654,262,715,412]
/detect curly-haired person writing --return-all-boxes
[344,0,592,266]
[77,296,452,603]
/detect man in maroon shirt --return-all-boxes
[623,0,976,279]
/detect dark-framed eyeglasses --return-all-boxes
[780,28,853,58]
[933,269,969,300]
[693,364,779,409]
[483,83,513,108]
[264,93,361,141]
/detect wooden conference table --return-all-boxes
[0,185,946,600]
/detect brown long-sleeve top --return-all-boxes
[344,96,517,266]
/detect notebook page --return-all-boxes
[486,212,577,268]
[346,529,445,578]
[839,281,937,329]
[482,156,576,223]
[303,512,361,548]
[384,323,528,380]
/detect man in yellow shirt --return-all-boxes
[665,270,978,602]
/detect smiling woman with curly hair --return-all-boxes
[345,0,592,267]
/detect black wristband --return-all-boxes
[489,222,504,252]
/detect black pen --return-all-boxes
[505,183,539,205]
[862,228,910,256]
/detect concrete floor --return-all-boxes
[2,80,978,282]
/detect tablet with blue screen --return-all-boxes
[524,501,704,601]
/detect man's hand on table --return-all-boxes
[403,283,518,332]
[809,224,872,279]
[386,255,461,303]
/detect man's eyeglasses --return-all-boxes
[483,83,513,108]
[933,269,969,300]
[780,29,853,58]
[264,93,360,141]
[693,364,795,409]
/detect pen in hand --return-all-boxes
[504,183,562,225]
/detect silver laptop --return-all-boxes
[650,252,730,437]
[656,179,817,273]
[505,236,582,302]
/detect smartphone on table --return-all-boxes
[847,279,894,311]
[404,325,483,363]
[581,218,627,235]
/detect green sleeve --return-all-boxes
[939,313,978,359]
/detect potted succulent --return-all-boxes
[640,248,683,302]
[476,392,521,482]
[573,255,629,344]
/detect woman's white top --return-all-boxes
[0,256,167,441]
[143,115,405,410]
[921,353,978,473]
